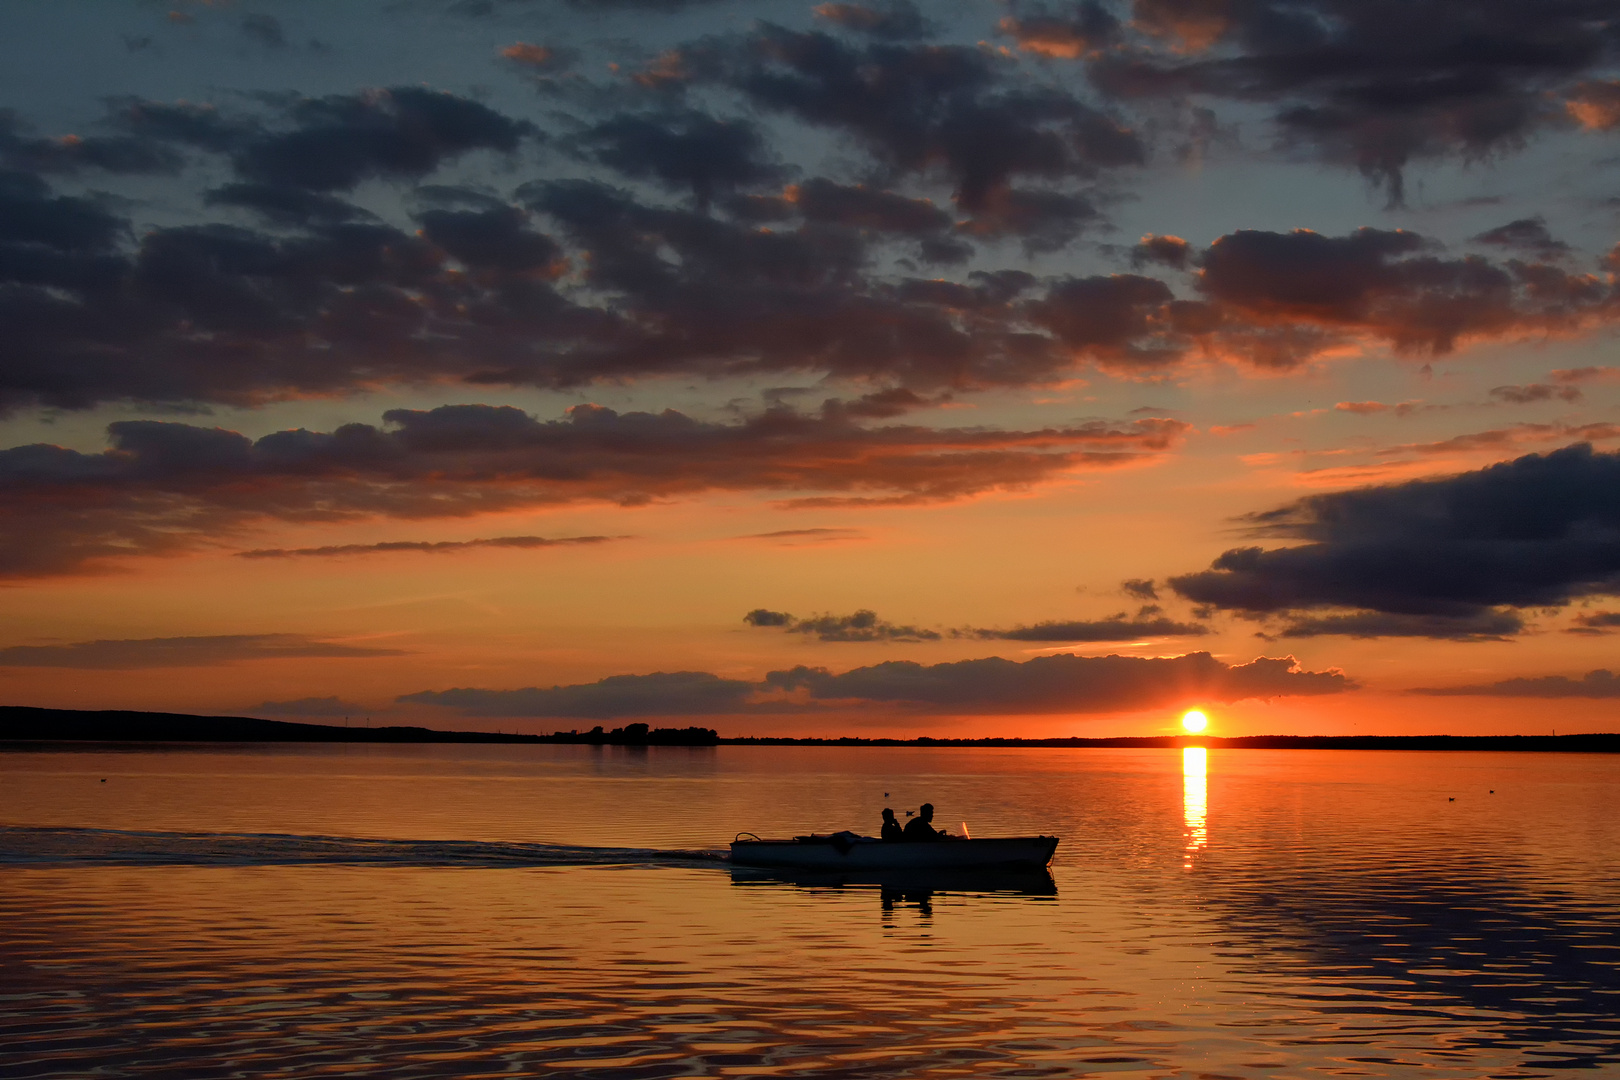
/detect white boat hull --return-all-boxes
[729,836,1058,871]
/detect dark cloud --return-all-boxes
[113,99,254,153]
[241,13,287,48]
[708,26,1142,214]
[812,1,930,40]
[956,187,1099,252]
[1410,669,1620,698]
[764,651,1352,714]
[205,183,376,225]
[1121,577,1158,600]
[405,651,1353,718]
[1273,609,1524,641]
[230,88,531,192]
[1025,273,1184,369]
[0,634,405,670]
[1084,0,1620,204]
[573,110,783,207]
[400,671,758,718]
[1189,227,1617,369]
[1473,217,1570,257]
[1170,443,1620,638]
[237,535,620,559]
[744,608,941,642]
[968,612,1207,641]
[251,696,369,716]
[820,387,937,420]
[1131,233,1191,269]
[1567,609,1620,634]
[0,110,181,176]
[788,178,951,234]
[415,204,563,273]
[0,404,1185,577]
[5,127,1610,412]
[1488,383,1582,405]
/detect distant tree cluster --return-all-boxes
[547,723,720,746]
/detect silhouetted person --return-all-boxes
[902,802,946,842]
[880,808,903,842]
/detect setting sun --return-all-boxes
[1182,710,1208,733]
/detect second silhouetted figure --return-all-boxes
[902,802,946,842]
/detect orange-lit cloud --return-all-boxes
[0,404,1189,578]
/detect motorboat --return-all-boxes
[729,864,1057,895]
[729,832,1058,871]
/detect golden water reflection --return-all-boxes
[1183,746,1206,869]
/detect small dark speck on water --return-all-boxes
[1448,797,1455,801]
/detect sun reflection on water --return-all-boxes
[1182,746,1206,869]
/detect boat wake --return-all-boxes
[0,825,727,869]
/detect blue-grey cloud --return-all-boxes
[404,650,1353,718]
[1171,443,1620,638]
[744,608,941,642]
[1410,669,1620,698]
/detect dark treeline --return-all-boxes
[0,707,1615,752]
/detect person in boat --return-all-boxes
[902,802,947,842]
[880,808,903,842]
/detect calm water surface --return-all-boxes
[1,744,1616,1079]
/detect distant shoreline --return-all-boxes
[1,705,1617,752]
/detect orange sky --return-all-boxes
[2,2,1619,735]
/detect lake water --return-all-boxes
[1,744,1617,1079]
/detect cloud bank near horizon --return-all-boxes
[399,650,1353,718]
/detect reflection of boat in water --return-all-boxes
[729,833,1059,871]
[730,864,1057,896]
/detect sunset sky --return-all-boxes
[3,0,1620,736]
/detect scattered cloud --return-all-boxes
[744,608,940,642]
[0,634,404,670]
[1410,669,1620,698]
[964,612,1208,642]
[734,528,866,545]
[1566,610,1620,635]
[1121,577,1158,601]
[237,535,621,559]
[1472,217,1569,258]
[1488,383,1582,405]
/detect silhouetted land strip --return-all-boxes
[0,708,718,746]
[1,707,1617,751]
[724,733,1620,751]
